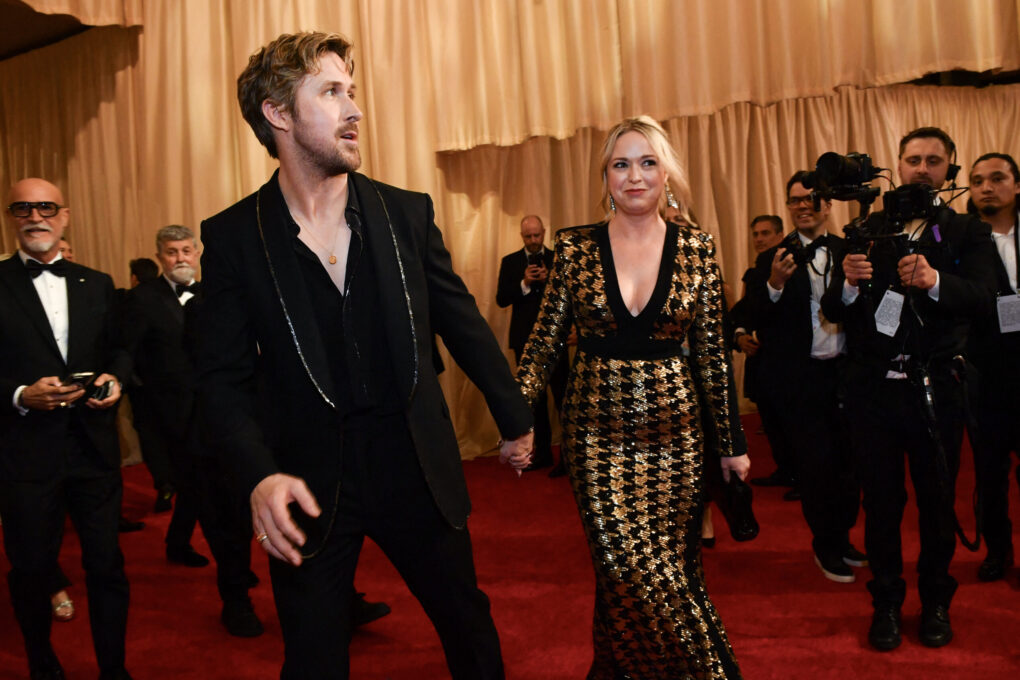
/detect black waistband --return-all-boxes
[577,336,686,361]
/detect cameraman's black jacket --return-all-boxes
[820,205,997,375]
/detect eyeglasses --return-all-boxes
[785,196,814,207]
[8,201,63,218]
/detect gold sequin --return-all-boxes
[517,223,741,679]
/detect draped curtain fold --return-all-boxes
[3,0,1020,456]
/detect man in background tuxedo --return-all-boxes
[496,215,568,475]
[821,127,998,650]
[0,178,132,679]
[197,32,533,679]
[744,174,863,583]
[965,152,1020,583]
[124,225,210,569]
[731,215,798,492]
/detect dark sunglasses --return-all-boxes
[8,201,63,218]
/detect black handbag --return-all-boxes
[713,474,759,542]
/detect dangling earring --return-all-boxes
[665,185,679,210]
[609,195,616,213]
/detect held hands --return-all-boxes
[251,473,321,566]
[897,254,937,290]
[499,430,535,476]
[720,454,750,482]
[767,249,796,290]
[86,374,121,410]
[735,333,760,356]
[842,253,872,287]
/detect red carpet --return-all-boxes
[2,413,1019,678]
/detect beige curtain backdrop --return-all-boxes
[2,0,1019,456]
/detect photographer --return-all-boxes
[820,127,998,651]
[965,153,1020,583]
[744,174,863,583]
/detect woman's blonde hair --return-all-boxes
[598,115,696,226]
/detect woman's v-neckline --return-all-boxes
[598,221,679,327]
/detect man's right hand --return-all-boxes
[20,377,85,410]
[842,253,873,287]
[736,333,760,356]
[251,473,321,567]
[768,249,796,290]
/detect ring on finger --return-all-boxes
[256,533,269,544]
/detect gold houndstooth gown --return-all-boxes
[516,222,742,680]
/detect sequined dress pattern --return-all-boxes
[516,222,741,679]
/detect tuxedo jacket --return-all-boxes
[745,235,846,386]
[820,206,997,375]
[0,256,130,480]
[496,247,555,354]
[966,220,1020,401]
[196,171,532,537]
[123,276,200,433]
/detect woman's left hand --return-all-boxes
[720,454,750,482]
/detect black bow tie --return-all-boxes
[175,282,195,297]
[25,258,68,278]
[803,234,828,257]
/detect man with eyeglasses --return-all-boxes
[743,172,864,585]
[0,178,133,679]
[821,127,998,651]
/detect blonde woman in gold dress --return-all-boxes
[503,116,749,679]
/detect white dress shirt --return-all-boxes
[12,251,69,412]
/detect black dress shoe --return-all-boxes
[868,605,902,651]
[977,552,1014,582]
[750,471,795,487]
[166,545,210,567]
[547,462,567,478]
[154,484,175,513]
[118,515,145,533]
[920,605,953,647]
[352,592,391,627]
[222,599,264,638]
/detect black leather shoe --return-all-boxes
[222,599,264,638]
[118,515,145,533]
[977,552,1014,582]
[166,545,210,567]
[868,605,902,651]
[352,592,391,627]
[154,484,175,513]
[919,605,953,647]
[750,471,796,487]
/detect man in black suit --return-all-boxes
[744,175,863,583]
[965,152,1020,583]
[124,225,210,569]
[0,178,132,679]
[731,215,799,491]
[821,127,998,650]
[496,215,568,474]
[196,32,533,679]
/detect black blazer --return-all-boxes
[123,277,199,431]
[745,235,846,376]
[966,223,1020,401]
[0,255,130,480]
[196,171,532,540]
[820,206,997,373]
[496,247,555,354]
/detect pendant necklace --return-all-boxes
[298,218,345,265]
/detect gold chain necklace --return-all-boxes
[297,217,345,265]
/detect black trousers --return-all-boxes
[0,427,129,675]
[754,390,797,481]
[844,371,962,609]
[971,394,1020,559]
[128,388,171,491]
[514,349,568,466]
[195,453,253,605]
[771,358,859,557]
[268,414,503,680]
